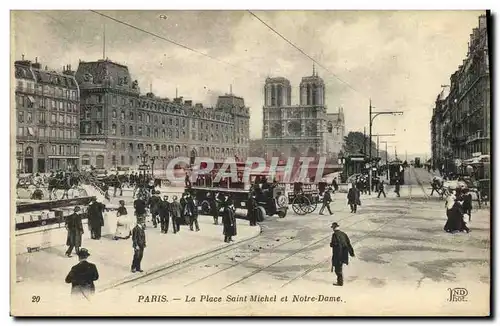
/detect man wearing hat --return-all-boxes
[159,195,170,233]
[222,196,237,243]
[87,198,105,240]
[131,222,146,273]
[330,222,355,286]
[319,187,334,215]
[65,206,84,257]
[65,248,99,298]
[170,195,182,233]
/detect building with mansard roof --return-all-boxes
[15,57,80,174]
[75,59,250,170]
[262,66,344,160]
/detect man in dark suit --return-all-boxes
[347,183,361,213]
[149,190,162,228]
[159,195,170,233]
[131,222,146,273]
[134,196,147,225]
[330,222,355,286]
[319,187,334,215]
[87,198,105,240]
[65,248,99,299]
[65,206,84,257]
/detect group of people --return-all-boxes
[444,187,473,233]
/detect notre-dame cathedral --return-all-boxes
[262,67,345,161]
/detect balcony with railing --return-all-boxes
[466,130,489,144]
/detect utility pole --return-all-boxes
[369,99,403,195]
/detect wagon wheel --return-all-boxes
[292,195,310,215]
[305,196,318,214]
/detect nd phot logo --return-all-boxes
[448,288,468,302]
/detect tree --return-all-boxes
[342,131,377,156]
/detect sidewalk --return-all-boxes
[15,215,261,294]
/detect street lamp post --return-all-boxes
[369,98,403,194]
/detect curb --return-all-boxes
[99,223,263,292]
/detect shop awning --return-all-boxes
[47,156,80,159]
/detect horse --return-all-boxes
[104,175,126,197]
[47,175,79,200]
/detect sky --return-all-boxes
[11,10,485,156]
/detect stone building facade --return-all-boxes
[430,14,490,170]
[262,68,344,160]
[74,59,250,170]
[15,57,80,174]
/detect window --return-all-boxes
[111,124,117,135]
[121,110,125,120]
[129,111,134,121]
[72,116,77,125]
[59,114,64,124]
[38,112,46,124]
[18,111,24,123]
[17,127,23,136]
[138,113,143,122]
[59,145,63,155]
[51,145,56,154]
[154,115,158,124]
[121,143,126,151]
[51,100,56,109]
[154,128,158,138]
[66,145,71,155]
[182,119,186,127]
[73,146,78,155]
[97,108,102,119]
[113,95,117,105]
[97,95,103,103]
[84,109,91,120]
[162,129,165,138]
[66,115,71,125]
[121,155,125,165]
[96,122,103,134]
[138,126,142,136]
[146,114,150,123]
[120,124,125,136]
[192,120,195,128]
[27,97,34,109]
[146,127,150,137]
[176,130,179,139]
[129,143,134,151]
[176,118,179,126]
[112,142,116,150]
[51,128,56,138]
[112,109,117,118]
[129,126,134,136]
[162,117,165,125]
[65,130,70,139]
[59,101,63,110]
[169,118,172,125]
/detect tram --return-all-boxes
[340,154,368,183]
[388,160,405,185]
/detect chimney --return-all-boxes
[35,57,38,63]
[22,54,25,60]
[45,65,48,71]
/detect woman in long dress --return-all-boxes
[114,200,131,240]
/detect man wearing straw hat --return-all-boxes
[65,248,99,299]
